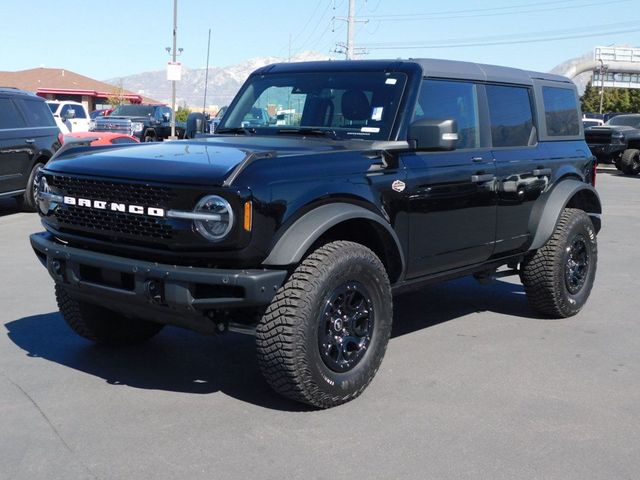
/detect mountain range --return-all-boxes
[107,51,330,110]
[107,50,599,109]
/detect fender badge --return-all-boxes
[391,180,406,192]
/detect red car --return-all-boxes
[63,131,140,146]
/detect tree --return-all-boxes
[175,105,192,123]
[580,81,640,114]
[106,81,127,108]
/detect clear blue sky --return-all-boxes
[1,0,639,79]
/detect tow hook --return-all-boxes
[145,279,164,304]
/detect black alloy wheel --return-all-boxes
[318,281,375,373]
[564,235,590,295]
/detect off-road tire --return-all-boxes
[256,241,393,408]
[55,285,164,345]
[520,208,597,318]
[620,148,640,175]
[18,162,44,212]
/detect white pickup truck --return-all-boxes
[46,100,91,133]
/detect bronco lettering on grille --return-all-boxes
[62,196,165,217]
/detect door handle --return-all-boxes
[533,168,552,176]
[471,173,495,183]
[25,139,35,144]
[471,156,484,163]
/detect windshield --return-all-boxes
[218,71,407,140]
[606,115,640,128]
[110,105,156,117]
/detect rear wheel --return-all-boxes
[56,285,164,345]
[17,162,44,212]
[256,241,393,408]
[520,208,597,318]
[620,148,640,175]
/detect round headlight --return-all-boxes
[194,195,234,241]
[132,122,144,133]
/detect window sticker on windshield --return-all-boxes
[361,127,380,133]
[385,78,398,85]
[371,107,383,121]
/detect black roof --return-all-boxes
[254,58,572,86]
[0,87,41,97]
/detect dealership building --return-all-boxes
[0,67,151,112]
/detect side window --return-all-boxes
[415,79,480,149]
[486,85,534,147]
[0,98,26,128]
[67,104,87,119]
[18,99,57,127]
[542,86,580,136]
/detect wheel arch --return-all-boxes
[262,203,405,283]
[529,178,601,250]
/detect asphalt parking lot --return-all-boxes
[1,169,639,480]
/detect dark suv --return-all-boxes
[0,88,61,210]
[31,59,600,408]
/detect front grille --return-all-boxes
[48,175,177,241]
[50,176,175,205]
[94,118,132,134]
[55,206,173,239]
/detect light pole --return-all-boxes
[598,58,607,115]
[166,0,183,139]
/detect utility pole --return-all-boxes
[171,0,177,139]
[346,0,355,60]
[335,0,368,59]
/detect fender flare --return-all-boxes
[529,180,601,250]
[262,203,405,273]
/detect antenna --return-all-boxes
[203,28,211,115]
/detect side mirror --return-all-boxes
[408,118,458,151]
[62,110,76,121]
[162,112,171,122]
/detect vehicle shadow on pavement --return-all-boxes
[392,276,534,338]
[5,277,533,411]
[0,198,20,217]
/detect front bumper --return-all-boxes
[31,231,287,333]
[587,143,625,160]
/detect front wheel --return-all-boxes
[620,149,640,175]
[520,208,597,318]
[256,241,393,408]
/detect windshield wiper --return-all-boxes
[277,128,339,140]
[216,127,256,135]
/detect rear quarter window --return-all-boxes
[542,86,580,136]
[18,99,57,127]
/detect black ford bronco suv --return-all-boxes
[31,59,600,408]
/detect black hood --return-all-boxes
[44,136,375,186]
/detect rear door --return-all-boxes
[402,78,497,278]
[488,84,549,255]
[0,96,30,194]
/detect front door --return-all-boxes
[403,78,496,278]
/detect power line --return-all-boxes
[364,0,628,22]
[361,26,640,50]
[362,20,640,47]
[360,0,626,20]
